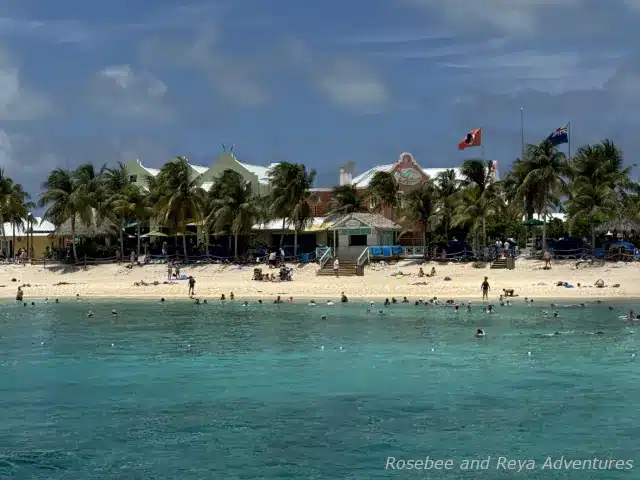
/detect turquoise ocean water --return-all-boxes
[1,299,639,479]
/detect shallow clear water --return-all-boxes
[1,299,639,479]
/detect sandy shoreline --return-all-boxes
[2,258,640,303]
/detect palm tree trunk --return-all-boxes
[137,223,141,254]
[541,193,547,251]
[591,225,596,258]
[280,218,286,246]
[234,233,238,259]
[482,218,487,259]
[445,218,449,241]
[422,226,427,260]
[182,226,188,260]
[12,224,15,259]
[293,229,298,257]
[71,218,78,262]
[119,216,125,259]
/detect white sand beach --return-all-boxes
[2,258,640,302]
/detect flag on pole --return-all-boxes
[546,124,569,146]
[458,128,482,150]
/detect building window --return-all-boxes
[349,234,368,247]
[129,175,138,183]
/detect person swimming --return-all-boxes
[475,328,485,338]
[341,292,348,303]
[326,300,334,306]
[384,298,390,306]
[321,315,327,320]
[87,310,94,318]
[112,309,118,316]
[160,298,165,302]
[309,300,316,306]
[243,301,249,307]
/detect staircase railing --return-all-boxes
[357,247,370,266]
[318,247,332,268]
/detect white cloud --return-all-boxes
[403,0,582,36]
[90,64,173,121]
[314,60,388,113]
[0,48,50,120]
[139,26,269,107]
[439,50,620,94]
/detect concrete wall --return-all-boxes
[199,154,268,195]
[123,160,155,189]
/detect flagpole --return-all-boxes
[567,121,571,159]
[481,124,485,159]
[520,108,525,161]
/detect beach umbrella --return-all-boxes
[522,219,544,227]
[176,231,197,236]
[141,231,168,238]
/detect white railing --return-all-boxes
[318,247,332,268]
[357,247,370,266]
[404,246,426,257]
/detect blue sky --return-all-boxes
[1,0,639,198]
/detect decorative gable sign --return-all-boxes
[344,219,362,228]
[392,152,424,186]
[394,168,422,186]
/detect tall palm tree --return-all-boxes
[9,183,34,259]
[39,168,96,262]
[0,169,15,253]
[152,156,205,260]
[565,140,633,255]
[207,169,260,259]
[326,184,368,220]
[268,162,317,256]
[516,141,567,250]
[112,184,153,255]
[432,169,460,240]
[456,159,500,253]
[399,181,436,259]
[367,171,399,217]
[103,162,133,258]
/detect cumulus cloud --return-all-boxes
[314,60,388,113]
[0,48,50,120]
[139,26,269,107]
[89,64,173,121]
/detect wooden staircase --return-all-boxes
[316,258,359,276]
[490,257,507,269]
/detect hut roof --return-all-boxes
[594,219,640,234]
[55,210,118,237]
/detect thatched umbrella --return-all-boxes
[594,219,640,235]
[55,210,118,237]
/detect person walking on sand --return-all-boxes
[167,261,173,280]
[333,257,340,277]
[543,249,552,269]
[188,276,196,296]
[481,276,490,300]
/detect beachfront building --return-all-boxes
[328,213,402,262]
[0,217,57,259]
[123,154,278,195]
[125,151,499,255]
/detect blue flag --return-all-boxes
[546,125,569,146]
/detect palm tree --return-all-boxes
[432,169,460,240]
[9,183,34,259]
[326,184,368,220]
[112,184,153,255]
[367,171,399,217]
[103,162,133,258]
[565,140,633,255]
[0,170,15,253]
[152,156,205,260]
[516,141,567,250]
[399,181,436,259]
[268,163,317,256]
[456,159,500,253]
[39,168,96,262]
[207,169,260,259]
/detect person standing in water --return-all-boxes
[481,276,490,300]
